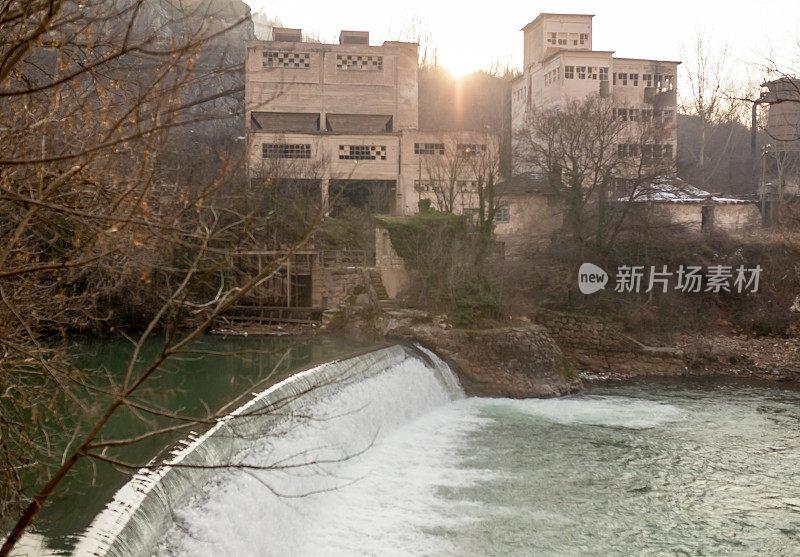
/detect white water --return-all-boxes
[155,391,684,556]
[158,363,478,556]
[75,345,465,557]
[69,352,800,556]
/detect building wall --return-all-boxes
[511,14,679,176]
[522,14,593,71]
[712,204,761,231]
[636,202,760,233]
[249,132,400,181]
[246,36,496,218]
[398,130,499,215]
[245,39,418,130]
[494,193,564,257]
[375,227,409,298]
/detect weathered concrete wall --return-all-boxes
[312,267,365,308]
[495,193,563,257]
[713,203,761,231]
[375,227,409,299]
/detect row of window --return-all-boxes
[617,143,674,159]
[414,179,480,192]
[546,32,589,47]
[544,67,561,86]
[563,66,609,81]
[262,51,310,69]
[262,143,311,159]
[613,72,675,90]
[263,143,489,160]
[338,145,387,160]
[262,143,387,160]
[612,108,674,123]
[413,143,488,156]
[261,51,384,71]
[414,142,445,155]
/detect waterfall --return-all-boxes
[73,344,463,557]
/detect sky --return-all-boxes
[247,0,800,87]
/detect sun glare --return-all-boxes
[438,51,478,77]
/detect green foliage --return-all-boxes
[374,212,469,271]
[451,279,501,325]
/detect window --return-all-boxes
[579,33,589,45]
[564,65,574,79]
[338,145,387,160]
[613,108,628,121]
[262,143,311,159]
[414,142,445,155]
[336,54,383,71]
[641,108,653,121]
[629,108,639,122]
[629,73,639,86]
[262,51,310,69]
[577,66,587,79]
[545,67,561,86]
[643,73,653,87]
[495,204,510,223]
[557,32,567,45]
[570,33,579,46]
[547,32,557,45]
[599,67,609,81]
[662,110,674,123]
[414,179,441,192]
[457,143,487,155]
[616,72,628,86]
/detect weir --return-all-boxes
[73,344,463,557]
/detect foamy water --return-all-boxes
[67,352,800,556]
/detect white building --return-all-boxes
[511,13,680,172]
[245,28,498,216]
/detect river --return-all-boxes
[15,339,800,556]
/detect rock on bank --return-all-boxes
[329,308,582,398]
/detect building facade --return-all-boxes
[245,28,498,216]
[511,13,680,173]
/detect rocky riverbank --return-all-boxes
[532,309,800,383]
[327,307,581,398]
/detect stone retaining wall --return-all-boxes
[532,309,688,376]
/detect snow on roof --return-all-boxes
[623,176,753,204]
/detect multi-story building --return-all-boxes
[497,14,682,254]
[245,28,497,217]
[510,13,680,171]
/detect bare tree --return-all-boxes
[0,1,337,553]
[680,32,743,187]
[514,95,676,252]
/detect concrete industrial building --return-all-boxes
[511,13,680,155]
[245,28,497,217]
